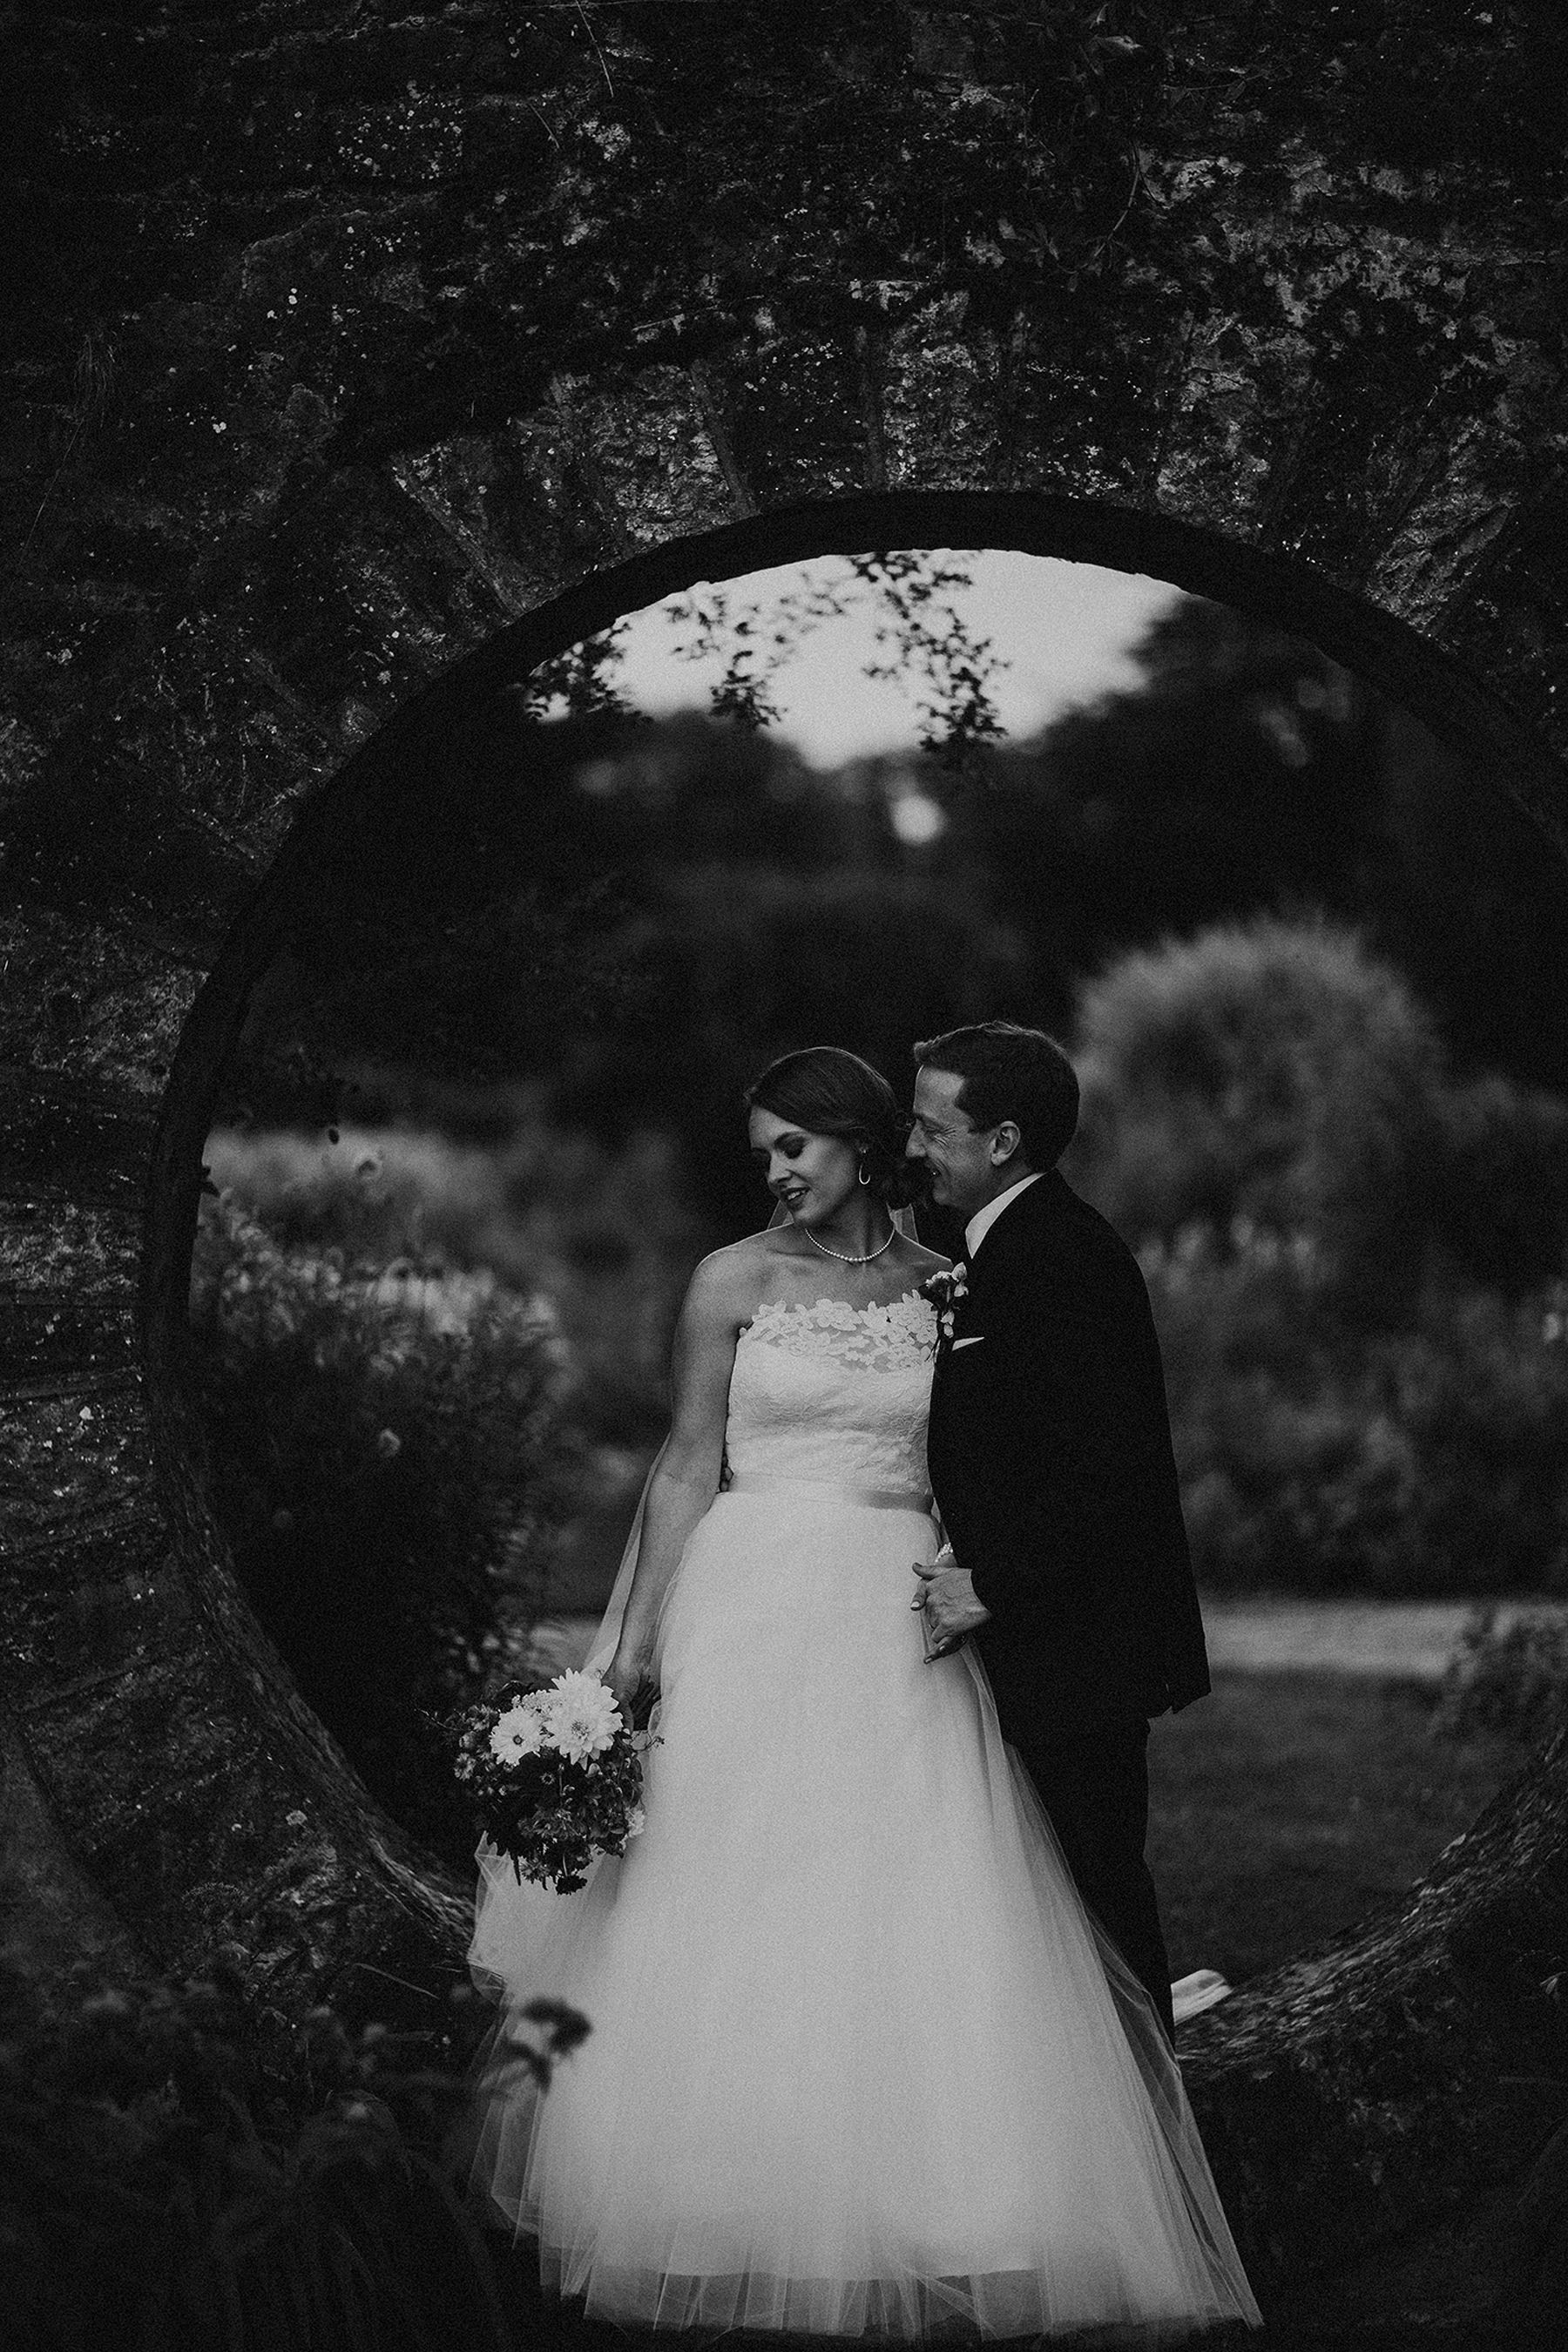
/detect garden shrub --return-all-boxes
[1429,1071,1568,1297]
[1067,913,1448,1326]
[1374,1278,1568,1596]
[0,1960,585,2352]
[186,1191,579,1860]
[1429,1606,1568,1747]
[202,1113,706,1446]
[1066,914,1568,1595]
[1146,1230,1568,1598]
[200,1124,509,1267]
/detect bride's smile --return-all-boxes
[748,1105,895,1260]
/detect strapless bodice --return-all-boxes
[723,1291,936,1493]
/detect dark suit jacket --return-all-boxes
[923,1170,1210,1740]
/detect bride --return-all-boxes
[463,1046,1261,2342]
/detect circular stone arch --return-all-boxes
[133,487,1568,2302]
[3,2,1567,2322]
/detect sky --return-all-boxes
[609,549,1187,768]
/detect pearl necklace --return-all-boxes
[800,1220,896,1265]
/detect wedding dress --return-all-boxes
[463,1288,1261,2342]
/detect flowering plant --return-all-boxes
[448,1667,656,1891]
[918,1262,970,1347]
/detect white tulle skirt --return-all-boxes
[461,1486,1261,2341]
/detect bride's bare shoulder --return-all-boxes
[902,1240,952,1275]
[713,1226,805,1271]
[682,1234,786,1321]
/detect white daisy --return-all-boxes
[543,1669,622,1761]
[489,1695,548,1763]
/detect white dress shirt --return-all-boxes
[963,1171,1043,1264]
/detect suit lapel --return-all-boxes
[932,1175,1059,1392]
[963,1169,1064,1284]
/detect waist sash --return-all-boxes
[723,1471,933,1514]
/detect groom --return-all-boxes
[907,1022,1209,2044]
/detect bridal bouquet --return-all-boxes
[449,1668,655,1892]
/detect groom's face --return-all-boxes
[907,1065,1009,1220]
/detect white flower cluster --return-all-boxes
[369,1260,505,1336]
[489,1667,624,1767]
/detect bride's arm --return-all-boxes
[605,1251,750,1713]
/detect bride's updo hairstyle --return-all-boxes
[744,1046,916,1209]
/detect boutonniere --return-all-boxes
[918,1263,969,1348]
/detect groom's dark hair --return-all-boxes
[912,1023,1079,1170]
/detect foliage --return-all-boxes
[1068,914,1448,1324]
[230,701,1034,1240]
[618,858,1029,1201]
[0,1961,589,2352]
[200,1112,706,1446]
[186,1190,579,1860]
[960,596,1568,1103]
[216,706,920,1133]
[1068,909,1568,1317]
[1430,1607,1568,1749]
[220,862,652,1133]
[199,625,1568,1618]
[1429,1072,1568,1300]
[515,621,649,727]
[1146,1227,1568,1598]
[1065,914,1568,1597]
[936,598,1389,1019]
[644,551,1010,768]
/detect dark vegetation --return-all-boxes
[0,1957,588,2352]
[1068,915,1568,1596]
[186,1193,582,1861]
[1152,1668,1545,1991]
[1431,1608,1568,1750]
[214,594,1568,1236]
[196,595,1568,1743]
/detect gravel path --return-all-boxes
[521,1596,1565,1686]
[1200,1595,1563,1681]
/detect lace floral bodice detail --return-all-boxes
[725,1291,937,1491]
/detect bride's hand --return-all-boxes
[606,1644,657,1727]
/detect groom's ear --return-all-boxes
[990,1120,1024,1167]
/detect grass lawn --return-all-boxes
[1148,1668,1538,1988]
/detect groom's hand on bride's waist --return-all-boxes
[910,1552,992,1659]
